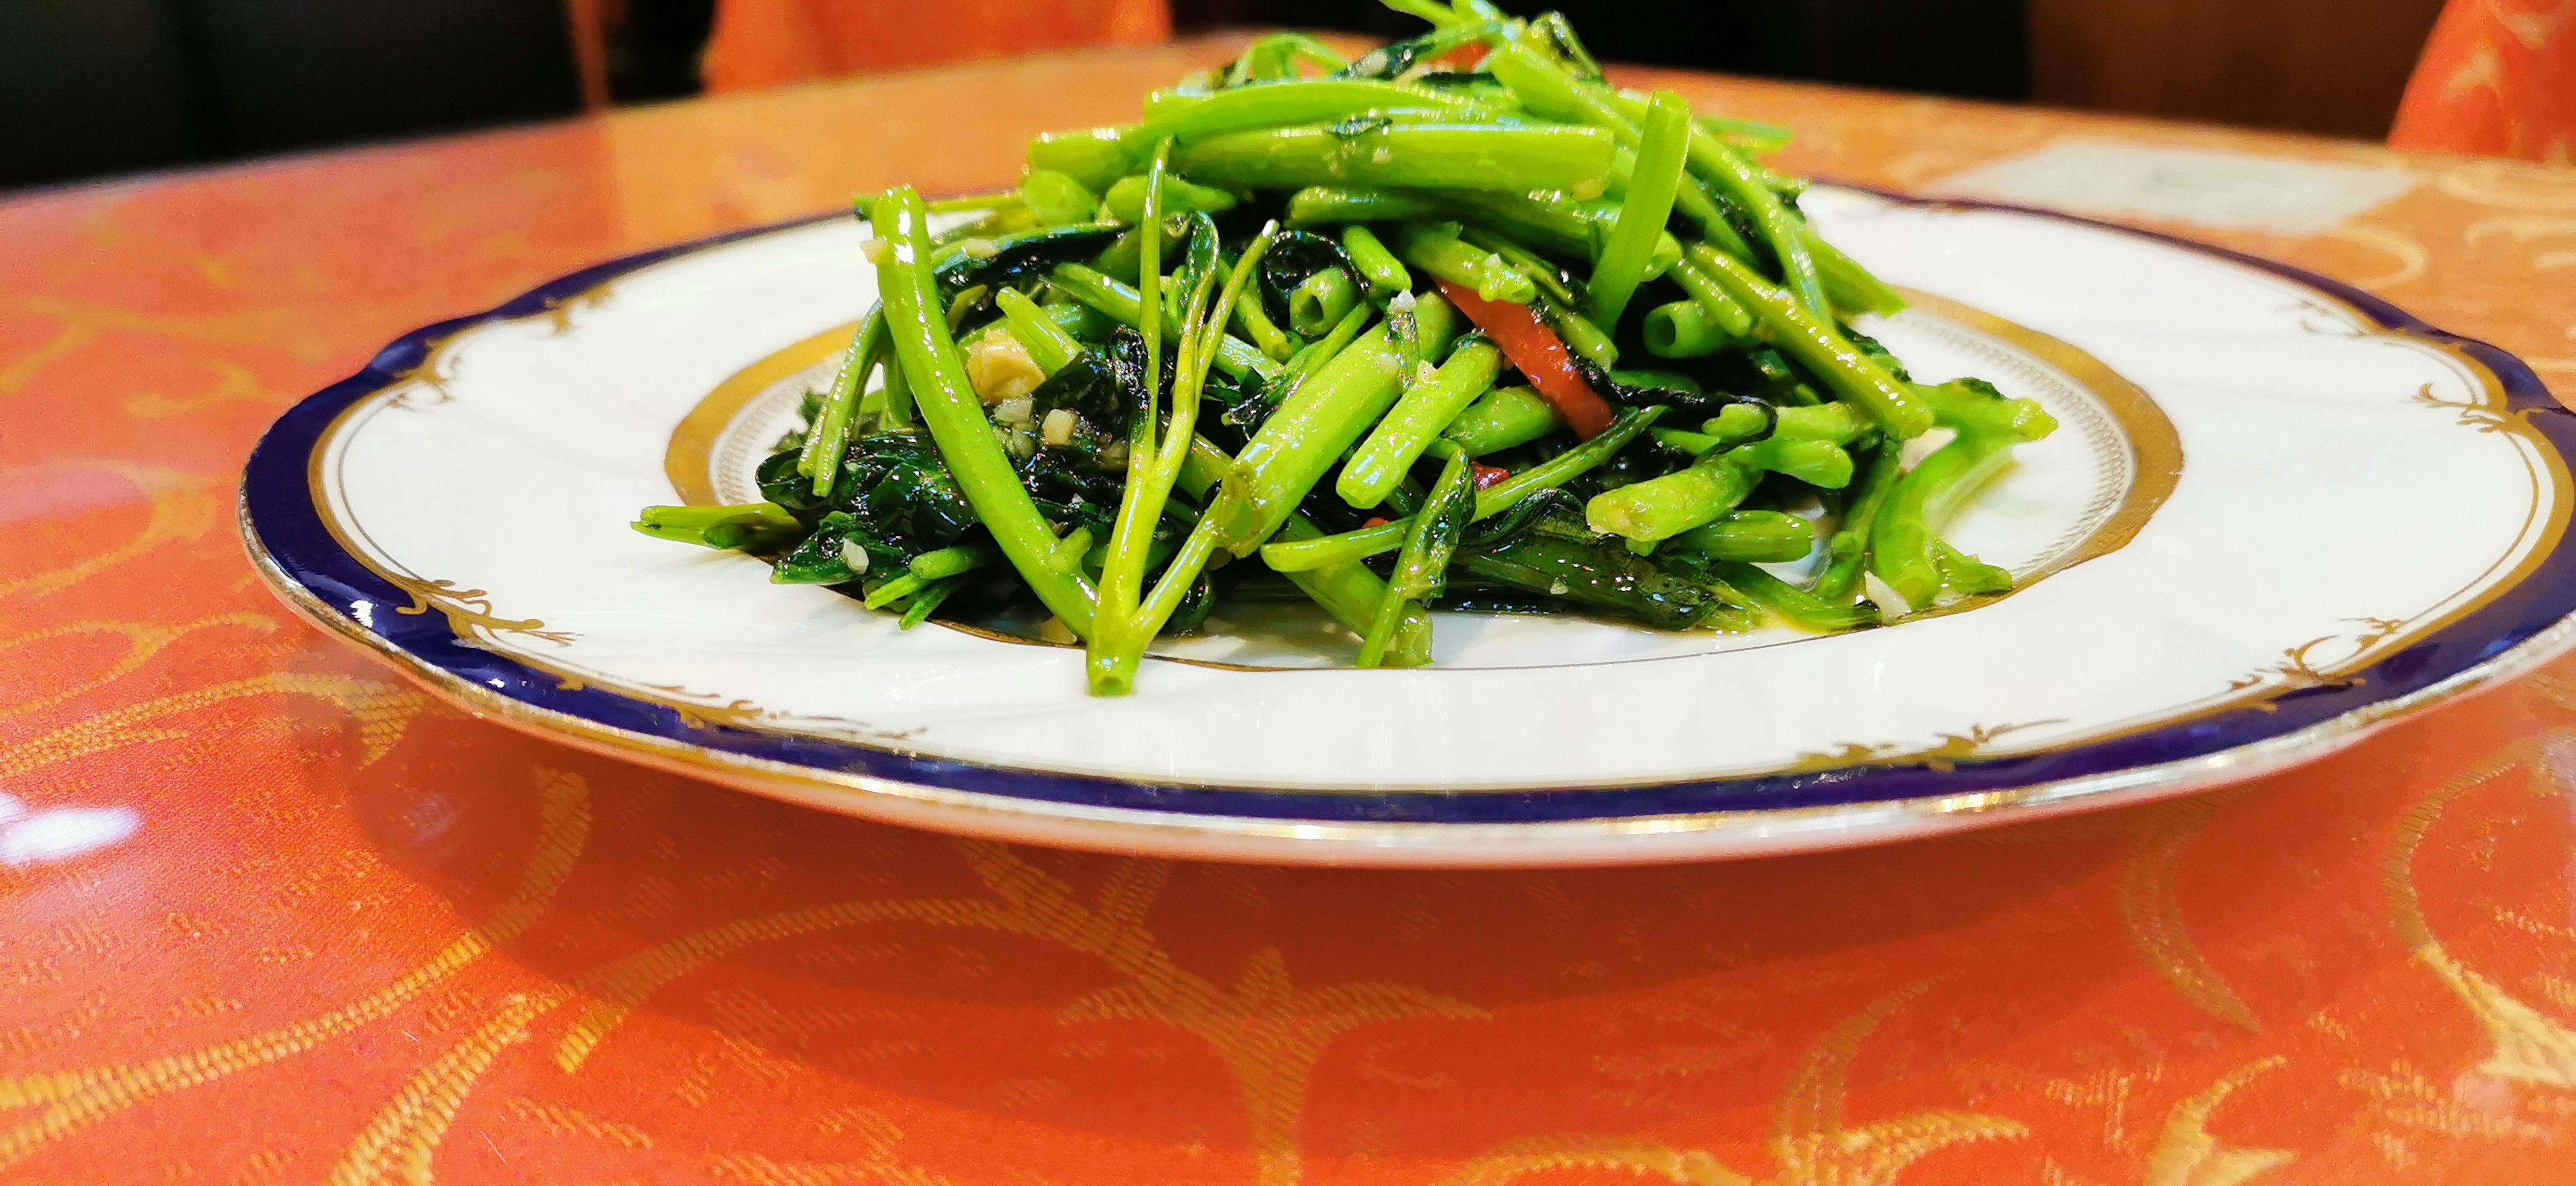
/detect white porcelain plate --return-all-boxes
[242,187,2576,866]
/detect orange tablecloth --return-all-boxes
[6,37,2576,1184]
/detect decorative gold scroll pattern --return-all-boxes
[2224,618,2410,709]
[1438,981,2028,1185]
[1794,720,2068,774]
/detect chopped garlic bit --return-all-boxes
[1415,360,1438,385]
[839,537,871,575]
[965,329,1046,405]
[995,424,1037,460]
[1099,441,1130,472]
[1040,407,1078,447]
[994,396,1036,427]
[858,236,891,264]
[960,237,1001,260]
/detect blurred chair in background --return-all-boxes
[699,0,1169,93]
[2390,0,2575,162]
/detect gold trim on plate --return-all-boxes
[665,320,857,506]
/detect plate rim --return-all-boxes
[237,188,2576,862]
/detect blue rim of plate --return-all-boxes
[239,192,2576,830]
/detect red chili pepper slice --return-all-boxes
[1435,280,1616,441]
[1430,44,1486,72]
[1469,462,1511,491]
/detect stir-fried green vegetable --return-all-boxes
[634,2,2055,696]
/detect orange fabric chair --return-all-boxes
[2389,0,2576,162]
[700,0,1171,93]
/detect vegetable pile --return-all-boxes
[635,0,2057,696]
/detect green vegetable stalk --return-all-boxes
[1086,184,1286,694]
[1175,123,1618,193]
[868,186,1098,635]
[1214,292,1462,555]
[1260,405,1666,572]
[1358,451,1475,667]
[1867,379,2056,610]
[1585,435,1855,543]
[1339,333,1504,508]
[1587,90,1691,327]
[1441,384,1564,455]
[1686,244,1931,439]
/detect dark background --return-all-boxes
[0,0,2443,194]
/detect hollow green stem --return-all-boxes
[796,306,885,494]
[1102,172,1238,223]
[1614,91,1828,318]
[1585,435,1853,542]
[1340,334,1503,508]
[1018,170,1099,225]
[879,345,914,429]
[1686,244,1931,439]
[630,502,804,551]
[1046,262,1278,382]
[1772,400,1876,444]
[1358,451,1474,667]
[1935,539,2013,595]
[1288,266,1361,337]
[1174,123,1617,193]
[1815,441,1900,603]
[1440,384,1563,455]
[1870,430,2013,610]
[1171,435,1431,663]
[896,575,963,628]
[1713,561,1881,631]
[862,543,1000,608]
[1549,305,1619,370]
[1279,515,1432,665]
[1661,256,1758,340]
[1089,221,1284,695]
[1285,186,1444,226]
[1638,299,1727,361]
[1484,37,1757,264]
[1089,143,1184,692]
[1674,510,1815,563]
[1917,378,2058,441]
[1027,126,1138,193]
[1140,78,1499,143]
[868,186,1095,635]
[1340,224,1412,294]
[1261,404,1664,572]
[1390,221,1535,303]
[1215,293,1460,553]
[1588,90,1691,327]
[993,287,1083,373]
[926,191,1026,213]
[1699,115,1794,154]
[1214,258,1297,363]
[1277,301,1376,395]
